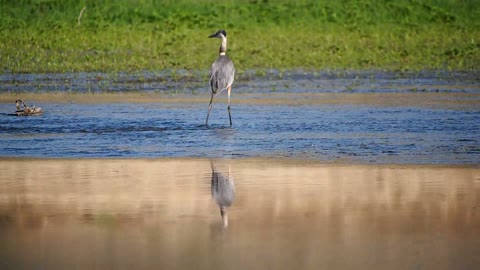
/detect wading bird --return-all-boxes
[210,161,235,228]
[206,30,236,126]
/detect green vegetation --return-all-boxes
[1,0,479,73]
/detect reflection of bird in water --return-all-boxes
[210,161,235,228]
[206,29,236,127]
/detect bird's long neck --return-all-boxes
[219,36,227,56]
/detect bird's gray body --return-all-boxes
[210,55,235,96]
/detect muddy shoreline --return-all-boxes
[1,92,479,111]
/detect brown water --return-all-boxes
[1,159,479,269]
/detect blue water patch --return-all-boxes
[1,102,479,164]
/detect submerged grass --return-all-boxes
[0,0,479,73]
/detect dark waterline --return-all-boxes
[1,70,479,94]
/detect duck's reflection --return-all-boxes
[210,161,235,228]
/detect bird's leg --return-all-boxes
[206,92,214,126]
[227,86,232,126]
[221,206,228,228]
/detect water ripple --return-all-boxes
[1,102,479,164]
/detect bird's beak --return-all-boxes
[208,32,219,38]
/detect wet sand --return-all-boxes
[1,92,480,110]
[1,158,479,269]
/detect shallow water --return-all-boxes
[1,71,479,164]
[0,159,479,270]
[1,100,479,163]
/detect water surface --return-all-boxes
[1,101,479,164]
[1,71,479,269]
[2,70,479,164]
[0,159,479,270]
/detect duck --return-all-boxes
[13,99,42,116]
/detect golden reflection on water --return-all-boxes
[210,161,235,228]
[0,159,479,269]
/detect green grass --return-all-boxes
[1,0,479,73]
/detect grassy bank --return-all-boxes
[1,0,479,73]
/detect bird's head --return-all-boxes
[209,30,227,39]
[15,100,23,110]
